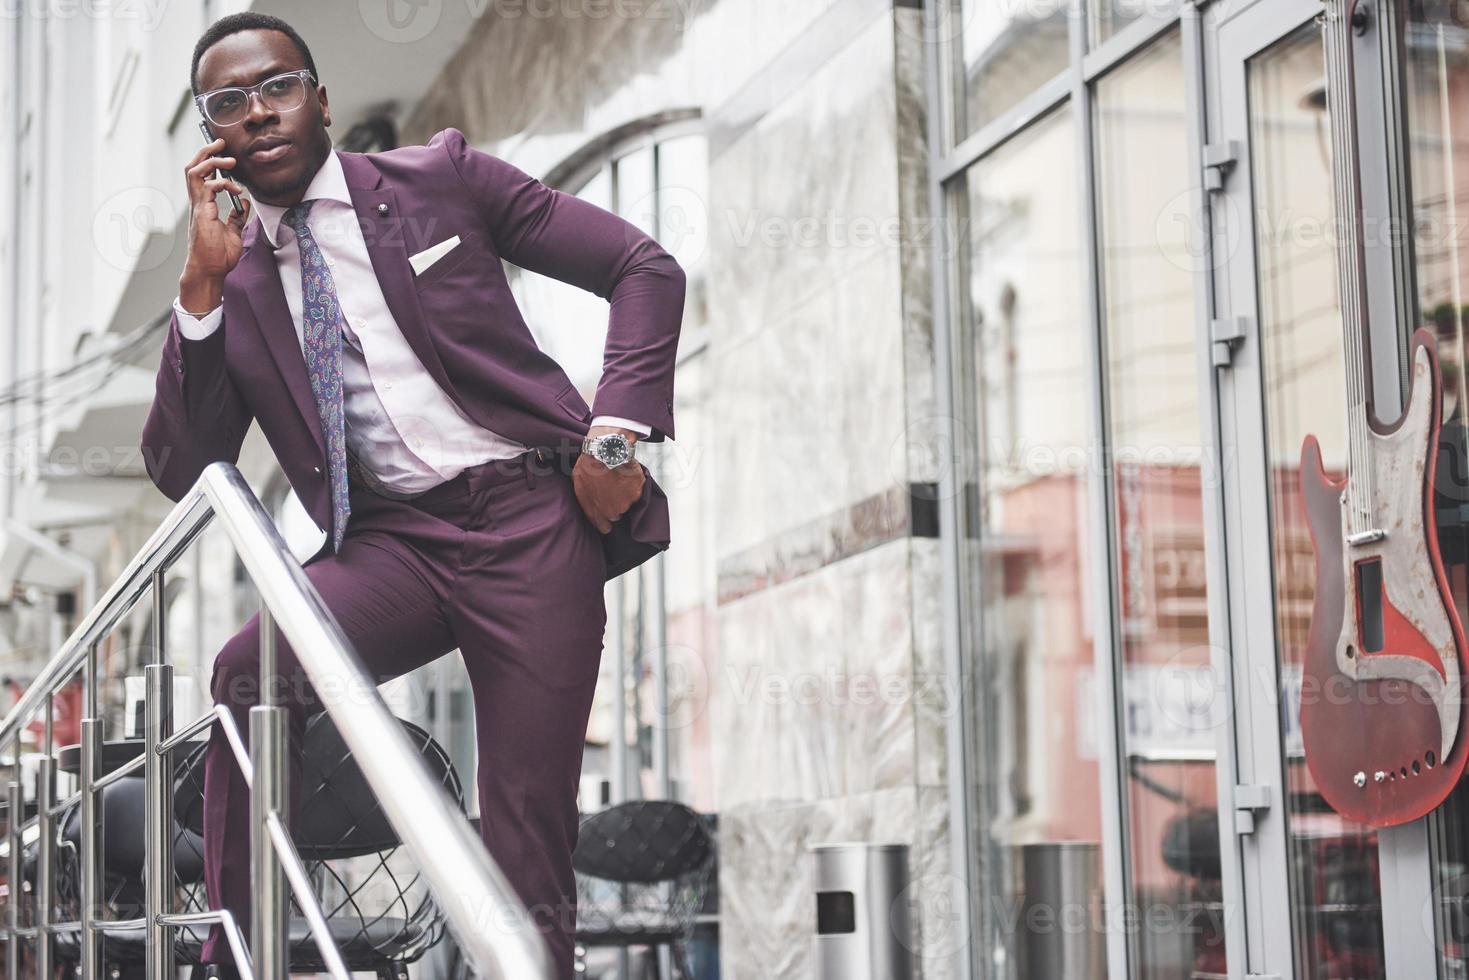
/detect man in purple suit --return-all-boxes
[140,12,685,978]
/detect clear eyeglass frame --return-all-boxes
[194,69,319,128]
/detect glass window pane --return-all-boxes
[1090,1,1146,48]
[1094,29,1227,979]
[957,107,1110,978]
[1250,25,1387,976]
[1400,5,1469,972]
[955,0,1070,138]
[652,134,710,347]
[508,136,712,811]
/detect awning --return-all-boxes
[41,362,156,496]
[0,508,101,597]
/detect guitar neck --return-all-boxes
[1323,0,1377,531]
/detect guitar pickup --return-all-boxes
[1346,528,1386,546]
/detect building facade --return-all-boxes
[3,0,1469,978]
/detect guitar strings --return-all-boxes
[1326,0,1374,534]
[1437,25,1467,456]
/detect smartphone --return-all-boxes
[196,118,245,218]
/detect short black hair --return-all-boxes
[191,12,317,96]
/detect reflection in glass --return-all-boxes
[1094,30,1226,979]
[957,107,1109,980]
[1252,25,1386,979]
[1401,3,1469,973]
[954,0,1070,138]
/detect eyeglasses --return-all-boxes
[195,69,318,128]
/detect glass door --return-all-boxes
[1210,0,1393,976]
[1387,0,1469,974]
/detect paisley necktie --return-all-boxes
[281,199,350,551]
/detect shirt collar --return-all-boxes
[251,148,352,249]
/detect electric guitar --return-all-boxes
[1298,0,1469,827]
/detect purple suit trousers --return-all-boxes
[201,447,608,979]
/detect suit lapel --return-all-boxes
[238,148,462,465]
[239,222,327,461]
[337,151,460,406]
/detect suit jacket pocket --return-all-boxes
[412,229,484,290]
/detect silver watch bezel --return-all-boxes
[583,432,635,468]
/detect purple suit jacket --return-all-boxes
[141,127,686,579]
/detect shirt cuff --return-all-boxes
[172,295,223,340]
[590,415,652,438]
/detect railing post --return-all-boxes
[7,750,21,980]
[34,700,53,980]
[252,604,289,980]
[0,463,554,980]
[144,662,175,980]
[78,714,102,980]
[80,639,102,980]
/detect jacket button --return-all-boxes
[313,465,321,473]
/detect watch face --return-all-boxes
[596,434,632,466]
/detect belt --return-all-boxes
[345,452,429,500]
[347,445,581,506]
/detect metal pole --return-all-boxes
[3,10,23,522]
[7,763,21,980]
[0,462,554,979]
[642,446,671,980]
[78,713,101,980]
[645,155,671,807]
[80,640,101,980]
[647,533,669,797]
[609,577,628,804]
[144,662,175,980]
[33,702,51,980]
[606,575,630,980]
[252,604,289,979]
[918,1,979,978]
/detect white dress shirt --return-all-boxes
[172,148,649,494]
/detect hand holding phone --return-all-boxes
[181,125,251,305]
[196,119,245,218]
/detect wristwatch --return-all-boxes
[582,432,636,468]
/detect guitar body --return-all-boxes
[1300,328,1469,826]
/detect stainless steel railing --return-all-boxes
[0,461,551,980]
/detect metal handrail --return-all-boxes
[0,461,551,980]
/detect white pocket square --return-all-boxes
[409,235,461,276]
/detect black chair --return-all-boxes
[49,710,464,979]
[572,801,716,980]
